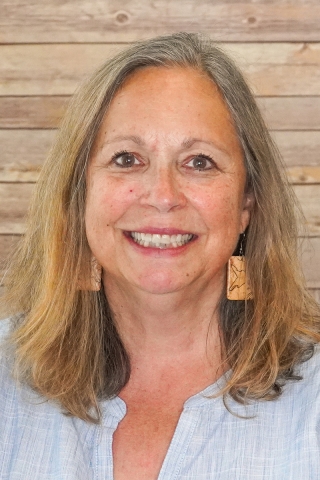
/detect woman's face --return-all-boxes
[85,66,252,296]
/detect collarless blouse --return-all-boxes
[1,319,320,480]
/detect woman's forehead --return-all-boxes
[92,65,241,157]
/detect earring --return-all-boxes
[227,233,253,300]
[77,256,102,291]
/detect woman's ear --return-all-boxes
[240,191,254,233]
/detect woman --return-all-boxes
[1,32,320,479]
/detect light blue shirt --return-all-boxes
[1,318,320,479]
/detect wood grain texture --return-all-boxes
[0,44,122,96]
[293,185,320,235]
[0,96,69,129]
[1,43,320,96]
[1,0,320,43]
[287,167,320,185]
[257,97,320,131]
[1,129,319,183]
[0,183,34,234]
[2,96,320,130]
[0,130,56,182]
[271,131,320,167]
[311,289,320,304]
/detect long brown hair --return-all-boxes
[3,33,320,422]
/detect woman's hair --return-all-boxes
[3,32,320,422]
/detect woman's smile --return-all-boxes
[129,231,194,249]
[123,229,197,258]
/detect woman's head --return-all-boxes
[23,33,290,297]
[86,65,251,297]
[36,32,300,316]
[4,33,319,422]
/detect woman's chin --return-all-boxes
[103,268,192,296]
[132,271,191,296]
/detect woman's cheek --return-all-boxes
[94,176,138,214]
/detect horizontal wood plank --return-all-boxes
[271,131,320,167]
[0,44,122,96]
[0,130,56,182]
[2,96,320,130]
[0,183,34,234]
[1,43,320,96]
[257,97,320,131]
[287,167,320,185]
[0,183,319,234]
[1,0,320,43]
[1,130,319,183]
[293,185,320,235]
[0,96,69,129]
[311,289,320,304]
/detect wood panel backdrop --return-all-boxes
[1,0,320,317]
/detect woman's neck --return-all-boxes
[103,275,225,378]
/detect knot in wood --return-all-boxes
[247,16,257,25]
[115,11,130,25]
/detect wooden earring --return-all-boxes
[227,234,253,300]
[77,256,102,291]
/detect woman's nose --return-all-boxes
[140,166,186,213]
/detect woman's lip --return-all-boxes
[125,227,195,235]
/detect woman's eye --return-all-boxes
[112,151,139,168]
[186,154,215,171]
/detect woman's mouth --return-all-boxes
[129,231,195,249]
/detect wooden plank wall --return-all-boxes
[1,0,320,317]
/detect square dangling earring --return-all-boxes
[77,256,102,291]
[227,233,253,300]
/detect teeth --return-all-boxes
[130,232,193,249]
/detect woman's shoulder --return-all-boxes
[0,317,44,418]
[0,319,97,479]
[263,344,320,420]
[292,344,320,398]
[296,344,320,383]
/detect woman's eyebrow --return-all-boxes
[181,137,214,148]
[101,135,229,156]
[102,135,145,147]
[181,137,229,154]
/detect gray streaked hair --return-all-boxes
[4,33,320,422]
